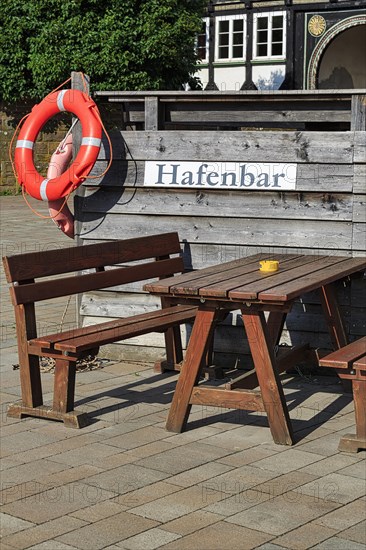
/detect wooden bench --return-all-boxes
[319,336,366,452]
[2,232,197,428]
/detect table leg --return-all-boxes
[319,284,348,350]
[226,310,289,391]
[320,284,352,392]
[166,306,219,433]
[266,311,287,349]
[242,310,294,445]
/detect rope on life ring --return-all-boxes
[14,88,103,201]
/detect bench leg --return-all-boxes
[9,359,88,428]
[50,359,88,428]
[7,357,42,420]
[15,303,43,408]
[339,379,366,453]
[7,304,45,422]
[53,359,76,413]
[18,355,43,408]
[154,326,184,373]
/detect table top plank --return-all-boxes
[229,256,347,301]
[200,255,314,298]
[144,253,265,294]
[145,253,303,295]
[257,257,366,302]
[172,254,299,297]
[169,255,265,296]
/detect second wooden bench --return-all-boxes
[319,335,366,452]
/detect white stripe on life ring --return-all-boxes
[40,179,50,201]
[57,90,67,112]
[16,139,34,149]
[81,137,101,147]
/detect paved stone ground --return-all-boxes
[1,196,365,550]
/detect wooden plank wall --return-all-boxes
[75,89,366,366]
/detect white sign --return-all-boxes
[144,162,297,190]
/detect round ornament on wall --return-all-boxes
[308,15,327,37]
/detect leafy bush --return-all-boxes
[0,0,205,102]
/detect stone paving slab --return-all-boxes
[1,516,88,550]
[340,520,366,544]
[225,492,342,536]
[1,197,365,550]
[118,527,181,550]
[56,512,158,550]
[273,522,339,549]
[160,520,273,549]
[311,537,366,550]
[162,510,224,536]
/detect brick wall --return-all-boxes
[0,101,70,194]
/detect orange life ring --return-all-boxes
[14,89,102,201]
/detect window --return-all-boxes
[215,15,246,61]
[253,12,286,59]
[196,18,209,63]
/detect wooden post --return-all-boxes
[71,72,90,329]
[71,71,89,247]
[351,95,366,131]
[145,96,160,130]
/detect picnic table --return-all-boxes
[144,253,366,446]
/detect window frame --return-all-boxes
[253,11,286,61]
[214,14,247,62]
[196,17,209,64]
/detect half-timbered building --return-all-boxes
[196,0,366,90]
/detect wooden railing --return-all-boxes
[94,89,366,131]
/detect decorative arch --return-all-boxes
[306,15,366,89]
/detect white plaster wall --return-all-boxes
[213,66,246,91]
[252,64,286,90]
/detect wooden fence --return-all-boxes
[74,85,366,366]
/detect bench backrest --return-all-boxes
[2,232,184,306]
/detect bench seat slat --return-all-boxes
[354,356,366,369]
[319,336,366,369]
[29,305,197,354]
[12,257,184,305]
[29,305,196,348]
